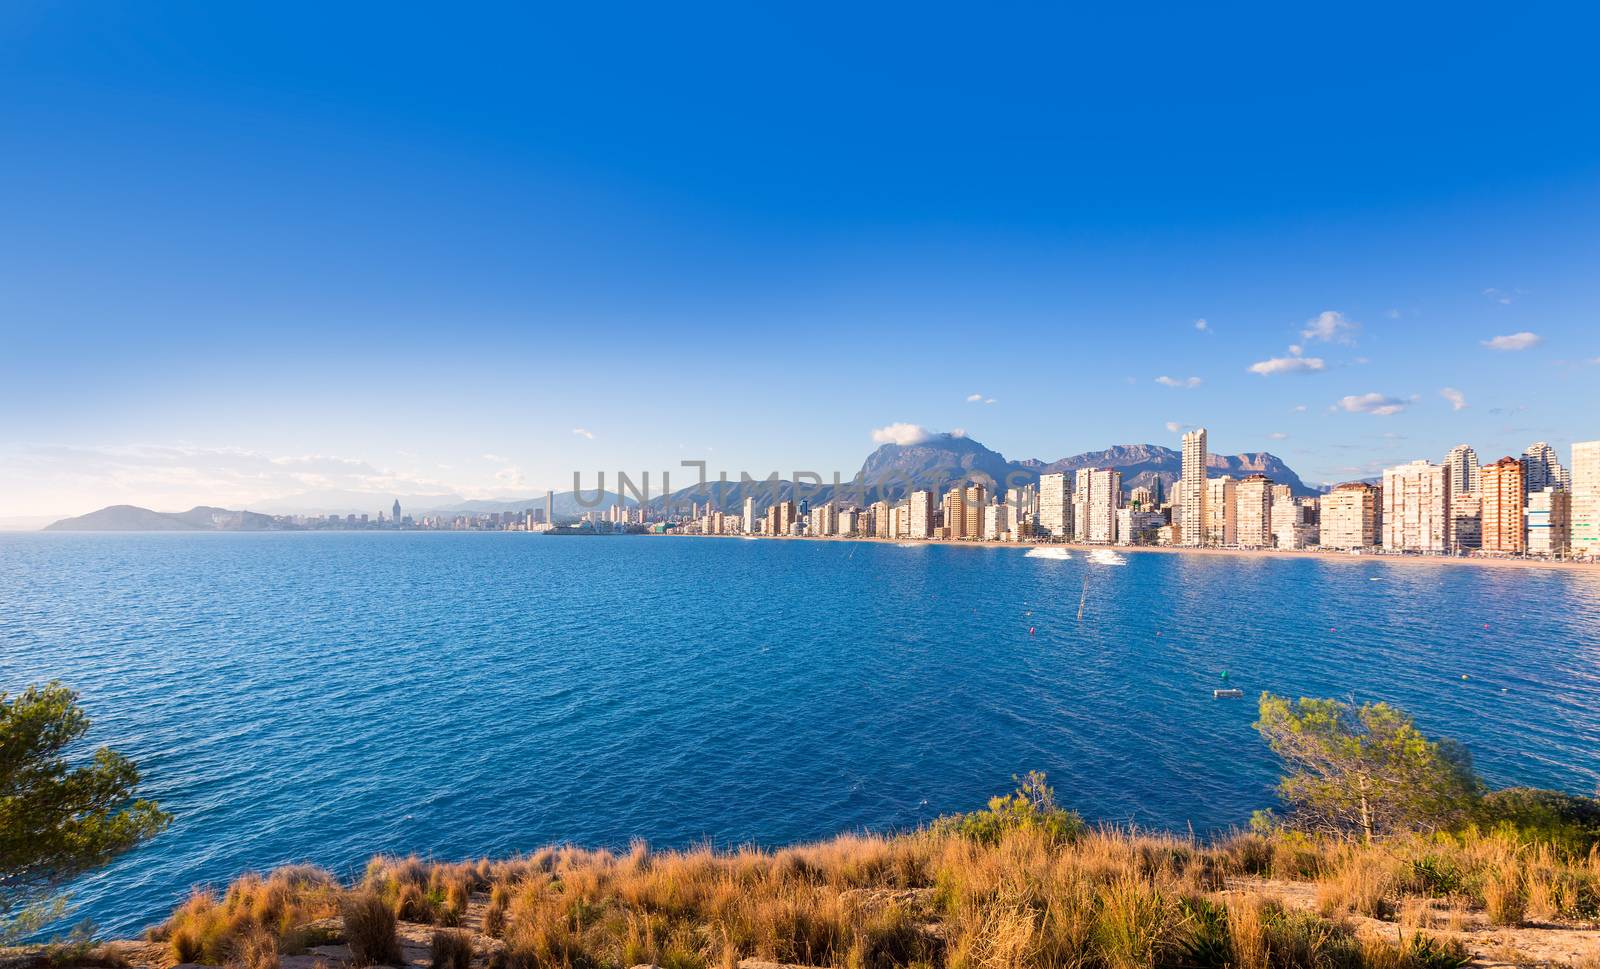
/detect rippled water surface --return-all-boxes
[4,532,1600,937]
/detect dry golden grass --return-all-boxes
[148,818,1600,969]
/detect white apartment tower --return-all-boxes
[742,496,756,534]
[1205,476,1236,546]
[1077,468,1121,544]
[1382,460,1450,553]
[1522,442,1569,496]
[1443,444,1480,497]
[1571,441,1600,557]
[1180,427,1208,546]
[1038,472,1070,539]
[1234,475,1274,548]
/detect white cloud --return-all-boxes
[1194,318,1210,332]
[871,422,933,446]
[1482,331,1541,351]
[1165,421,1184,433]
[1337,393,1409,417]
[1483,287,1515,305]
[966,393,983,402]
[1268,432,1289,440]
[1294,404,1308,412]
[482,453,509,463]
[1440,387,1468,411]
[1301,310,1358,344]
[493,466,526,488]
[949,428,968,438]
[1155,375,1203,388]
[984,398,996,405]
[571,427,595,439]
[1249,350,1326,375]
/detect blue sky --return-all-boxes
[2,2,1598,522]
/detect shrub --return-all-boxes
[932,772,1085,847]
[1482,865,1526,927]
[430,929,474,969]
[1477,788,1600,851]
[343,892,403,966]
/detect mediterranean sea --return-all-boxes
[3,531,1599,938]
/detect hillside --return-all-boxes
[45,505,276,531]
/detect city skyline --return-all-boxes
[4,6,1600,523]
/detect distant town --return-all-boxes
[253,430,1600,562]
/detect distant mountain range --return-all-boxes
[43,434,1316,530]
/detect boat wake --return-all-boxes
[1024,547,1072,560]
[1087,549,1127,565]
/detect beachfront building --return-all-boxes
[1006,484,1037,539]
[908,490,934,539]
[1205,476,1236,546]
[1318,482,1382,550]
[1479,457,1525,554]
[1448,493,1482,551]
[1382,460,1450,553]
[1526,488,1571,556]
[1571,441,1600,558]
[1115,508,1164,546]
[1235,474,1274,549]
[1037,472,1069,539]
[743,496,756,534]
[1271,497,1318,550]
[1077,467,1121,544]
[1180,427,1208,546]
[810,501,837,538]
[869,500,890,538]
[1444,444,1480,497]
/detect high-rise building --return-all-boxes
[1077,468,1121,544]
[810,501,836,537]
[869,500,890,538]
[1320,483,1378,548]
[1521,442,1569,496]
[908,490,934,539]
[1115,508,1163,546]
[1205,476,1236,546]
[392,499,402,523]
[1526,488,1571,556]
[1235,475,1274,548]
[1448,493,1481,551]
[1382,460,1450,553]
[1575,441,1600,558]
[1129,486,1154,510]
[1271,497,1319,550]
[1443,444,1480,497]
[742,496,755,534]
[1479,457,1525,553]
[1038,472,1070,539]
[1180,427,1208,546]
[546,490,555,527]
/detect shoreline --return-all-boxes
[659,530,1600,573]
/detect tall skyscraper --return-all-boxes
[1479,457,1525,553]
[908,490,934,539]
[1443,444,1480,497]
[1077,468,1120,544]
[1448,493,1481,551]
[1180,427,1208,546]
[546,490,555,526]
[742,496,756,534]
[1382,460,1450,553]
[1571,441,1600,557]
[1038,472,1070,539]
[1521,442,1568,496]
[1234,475,1274,548]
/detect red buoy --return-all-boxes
[1028,626,1036,635]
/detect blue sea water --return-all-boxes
[3,531,1600,939]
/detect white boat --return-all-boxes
[1214,688,1244,699]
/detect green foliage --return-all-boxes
[1476,787,1600,851]
[932,771,1085,846]
[0,682,170,942]
[1254,694,1481,843]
